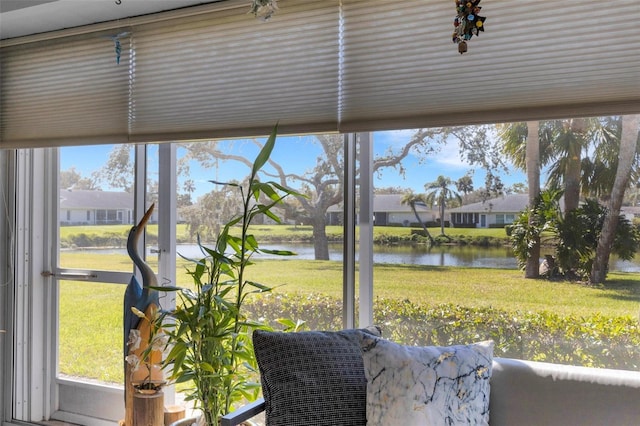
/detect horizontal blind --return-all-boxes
[129,0,339,142]
[339,0,640,132]
[0,31,131,148]
[1,0,639,148]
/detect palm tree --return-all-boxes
[499,121,541,278]
[455,173,474,203]
[499,118,599,213]
[424,176,462,236]
[400,192,434,245]
[500,116,640,281]
[591,114,640,283]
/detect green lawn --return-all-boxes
[57,251,640,385]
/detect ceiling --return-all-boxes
[0,0,220,40]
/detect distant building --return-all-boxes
[621,206,640,222]
[326,194,438,226]
[59,189,158,225]
[448,194,529,228]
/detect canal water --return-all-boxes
[173,242,640,273]
[65,243,640,272]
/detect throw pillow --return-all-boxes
[360,335,494,426]
[253,327,380,426]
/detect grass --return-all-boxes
[57,252,640,385]
[245,259,639,318]
[57,224,639,384]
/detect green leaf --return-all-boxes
[199,362,216,373]
[258,248,296,256]
[150,285,181,292]
[245,280,272,292]
[251,123,278,178]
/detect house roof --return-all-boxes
[372,194,411,212]
[59,189,133,210]
[327,194,438,214]
[448,194,529,214]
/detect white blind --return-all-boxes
[1,31,131,148]
[1,0,639,148]
[339,0,640,131]
[129,0,339,142]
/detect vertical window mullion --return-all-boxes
[343,134,356,329]
[157,143,177,403]
[12,148,55,422]
[358,132,374,327]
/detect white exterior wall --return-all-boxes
[60,209,91,225]
[58,209,153,225]
[481,213,515,228]
[387,212,435,226]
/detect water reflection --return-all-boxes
[176,243,640,273]
[65,243,640,272]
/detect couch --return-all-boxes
[220,329,640,426]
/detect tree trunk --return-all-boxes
[525,121,541,278]
[410,202,434,245]
[312,215,330,260]
[439,202,445,235]
[564,118,586,212]
[590,115,640,284]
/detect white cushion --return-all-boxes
[360,335,494,426]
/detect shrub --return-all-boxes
[245,294,640,370]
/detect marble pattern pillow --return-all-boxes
[360,335,494,426]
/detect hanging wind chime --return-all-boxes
[249,0,279,21]
[452,0,486,54]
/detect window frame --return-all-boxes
[4,144,179,424]
[4,135,358,424]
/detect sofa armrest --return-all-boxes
[490,357,640,426]
[220,398,266,426]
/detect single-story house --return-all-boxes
[450,194,639,229]
[59,189,158,225]
[448,194,529,228]
[327,194,438,226]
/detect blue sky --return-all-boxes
[61,130,526,199]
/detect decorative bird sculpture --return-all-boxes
[123,204,163,426]
[123,203,159,372]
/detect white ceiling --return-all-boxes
[0,0,220,40]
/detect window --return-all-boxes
[8,133,350,423]
[369,119,640,373]
[175,134,347,331]
[2,2,639,424]
[6,118,640,426]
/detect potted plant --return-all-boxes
[160,125,298,425]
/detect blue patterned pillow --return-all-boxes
[253,327,380,426]
[360,335,493,426]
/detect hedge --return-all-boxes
[245,294,640,371]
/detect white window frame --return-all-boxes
[3,144,177,425]
[3,135,363,425]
